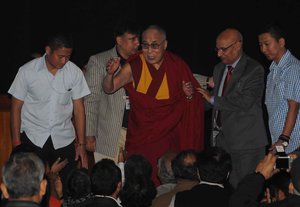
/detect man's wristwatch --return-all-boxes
[281,140,289,147]
[278,134,290,147]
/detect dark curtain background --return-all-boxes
[1,0,300,147]
[2,0,300,94]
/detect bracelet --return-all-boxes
[278,134,290,142]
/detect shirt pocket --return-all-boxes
[58,91,72,105]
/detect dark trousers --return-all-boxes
[20,132,76,194]
[216,131,265,189]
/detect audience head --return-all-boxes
[266,170,290,201]
[91,158,121,198]
[1,152,47,202]
[120,154,156,207]
[157,151,177,184]
[124,154,153,180]
[215,28,243,65]
[171,149,199,181]
[141,25,168,65]
[66,168,91,199]
[197,146,232,184]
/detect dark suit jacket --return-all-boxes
[213,53,268,150]
[175,184,231,207]
[3,200,40,207]
[86,196,121,207]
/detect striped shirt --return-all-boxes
[265,50,300,153]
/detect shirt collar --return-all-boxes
[94,195,122,206]
[270,49,291,71]
[226,54,241,71]
[199,181,224,188]
[36,53,48,72]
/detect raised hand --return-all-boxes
[106,57,121,75]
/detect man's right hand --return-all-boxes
[106,57,120,75]
[86,136,96,152]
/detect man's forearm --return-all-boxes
[73,99,86,144]
[11,97,23,146]
[282,100,299,136]
[103,74,115,94]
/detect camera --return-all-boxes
[276,156,292,169]
[275,146,292,169]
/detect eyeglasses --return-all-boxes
[215,41,239,53]
[141,40,165,49]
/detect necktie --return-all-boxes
[216,66,233,128]
[222,65,233,95]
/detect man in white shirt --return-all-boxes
[8,33,90,189]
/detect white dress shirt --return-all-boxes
[8,54,90,149]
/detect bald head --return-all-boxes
[217,28,243,44]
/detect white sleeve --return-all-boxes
[168,195,175,207]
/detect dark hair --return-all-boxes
[47,33,74,50]
[197,146,232,184]
[258,22,286,41]
[66,168,91,199]
[113,18,140,38]
[266,170,290,199]
[171,149,199,181]
[91,158,121,196]
[2,152,45,199]
[120,154,157,207]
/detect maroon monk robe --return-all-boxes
[125,51,204,186]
